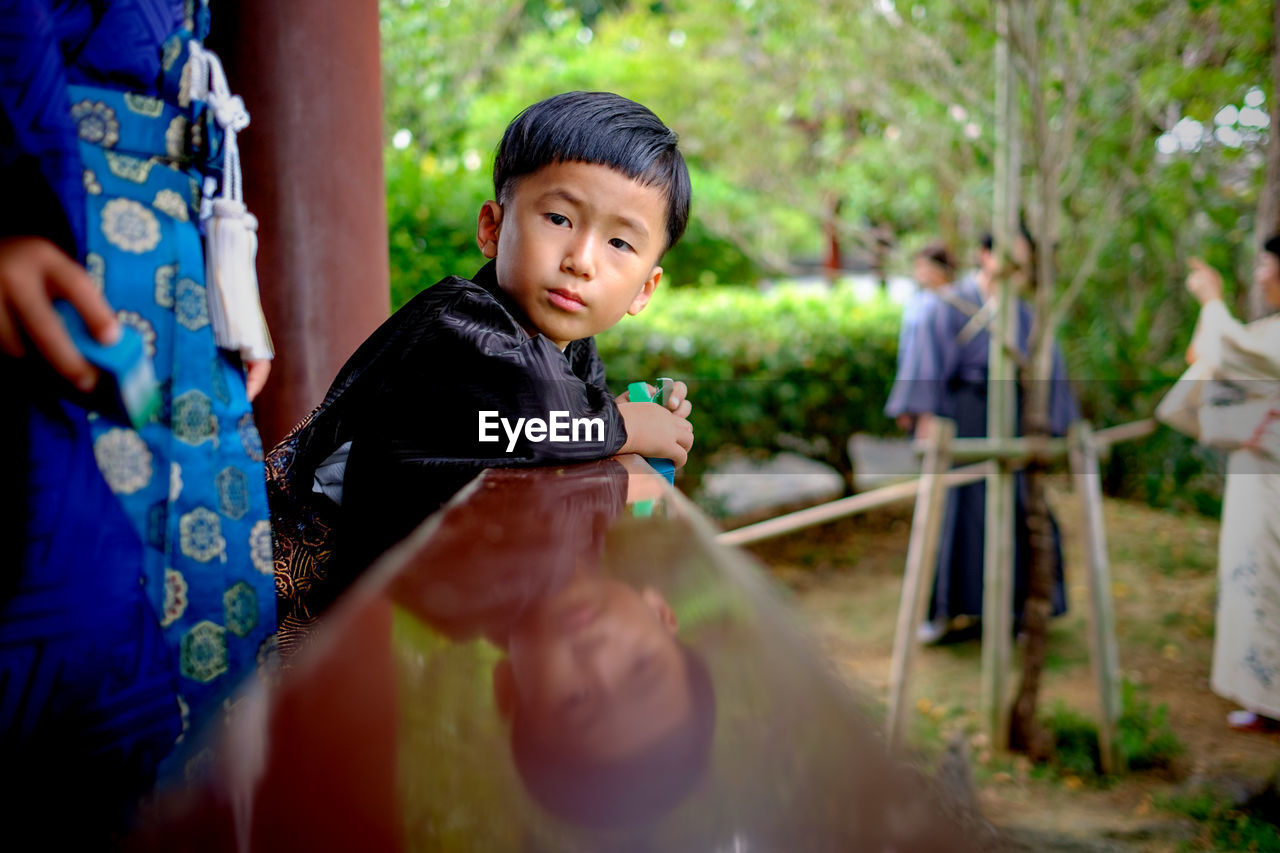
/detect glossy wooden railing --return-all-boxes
[133,456,985,852]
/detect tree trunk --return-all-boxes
[981,0,1020,750]
[1007,0,1057,763]
[1251,0,1280,320]
[822,194,843,287]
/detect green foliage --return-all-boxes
[1105,429,1225,518]
[1157,789,1280,853]
[1116,680,1185,772]
[594,282,901,485]
[1038,703,1103,780]
[384,145,492,309]
[661,167,777,287]
[1037,680,1184,783]
[378,0,1270,515]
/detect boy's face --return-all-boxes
[494,574,690,762]
[476,161,667,349]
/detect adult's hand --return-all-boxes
[1186,257,1224,306]
[244,358,271,402]
[0,236,118,391]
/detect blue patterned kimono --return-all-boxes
[0,0,275,834]
[885,275,1079,627]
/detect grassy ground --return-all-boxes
[740,479,1280,852]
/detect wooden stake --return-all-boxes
[1069,421,1123,774]
[981,459,1016,750]
[886,418,955,750]
[717,460,990,548]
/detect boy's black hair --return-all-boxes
[1263,233,1280,260]
[493,91,691,255]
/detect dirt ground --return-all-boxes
[740,480,1280,852]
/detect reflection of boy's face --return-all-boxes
[495,574,690,763]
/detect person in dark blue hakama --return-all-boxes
[885,234,1078,643]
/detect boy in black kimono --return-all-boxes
[268,92,695,639]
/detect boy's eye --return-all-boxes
[609,237,634,252]
[545,213,570,226]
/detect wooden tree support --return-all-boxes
[714,419,1148,766]
[717,459,991,549]
[886,418,955,750]
[981,454,1017,751]
[881,419,1128,766]
[1068,421,1124,774]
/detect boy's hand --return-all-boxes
[616,379,693,419]
[617,401,694,468]
[661,379,692,418]
[0,236,119,392]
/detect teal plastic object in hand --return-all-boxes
[627,377,676,484]
[55,300,160,429]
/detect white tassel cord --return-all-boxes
[187,42,273,362]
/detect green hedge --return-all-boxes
[594,283,1224,515]
[594,283,902,487]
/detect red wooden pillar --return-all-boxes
[211,0,391,447]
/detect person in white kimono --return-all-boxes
[1179,236,1280,732]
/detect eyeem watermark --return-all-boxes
[479,410,605,452]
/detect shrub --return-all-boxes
[598,284,1224,514]
[1038,680,1184,782]
[1158,788,1280,853]
[594,282,903,487]
[1116,679,1185,772]
[385,145,492,311]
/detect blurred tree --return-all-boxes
[378,0,1273,371]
